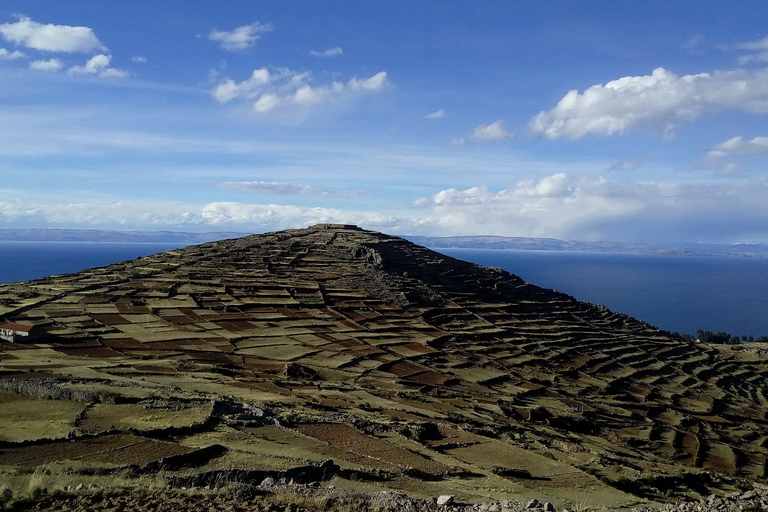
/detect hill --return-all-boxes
[0,224,766,509]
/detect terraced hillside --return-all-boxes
[0,224,766,507]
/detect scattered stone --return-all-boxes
[260,477,276,487]
[543,501,555,512]
[437,495,455,507]
[526,499,540,509]
[740,490,758,500]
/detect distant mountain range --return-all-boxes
[0,228,248,244]
[1,228,766,257]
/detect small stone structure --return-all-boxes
[0,322,43,342]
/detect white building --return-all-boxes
[0,322,43,342]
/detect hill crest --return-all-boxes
[0,224,765,505]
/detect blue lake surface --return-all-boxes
[438,248,768,338]
[0,242,184,285]
[0,241,766,338]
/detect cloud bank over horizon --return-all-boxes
[2,4,768,246]
[3,170,767,244]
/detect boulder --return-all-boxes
[437,495,455,507]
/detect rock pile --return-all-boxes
[14,485,768,512]
[633,488,768,512]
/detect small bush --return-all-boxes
[0,487,14,509]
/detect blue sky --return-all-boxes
[2,2,768,244]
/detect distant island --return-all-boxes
[1,228,767,257]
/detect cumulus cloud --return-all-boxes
[471,120,514,142]
[0,193,397,233]
[707,136,768,158]
[216,181,365,197]
[132,56,146,63]
[29,58,63,72]
[424,109,446,119]
[212,68,387,113]
[68,54,128,78]
[211,68,282,103]
[0,48,24,60]
[209,22,272,51]
[3,173,768,243]
[413,174,768,243]
[200,202,399,230]
[528,67,768,139]
[453,120,514,145]
[310,47,343,57]
[0,195,203,228]
[0,16,105,53]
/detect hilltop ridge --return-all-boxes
[0,224,767,507]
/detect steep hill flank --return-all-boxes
[0,224,766,506]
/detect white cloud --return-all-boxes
[211,67,286,103]
[212,68,388,113]
[3,172,768,243]
[453,120,514,145]
[0,16,105,53]
[200,202,402,232]
[735,36,768,64]
[413,174,768,243]
[424,109,446,119]
[471,120,514,142]
[0,47,25,60]
[0,194,202,228]
[707,136,768,158]
[528,67,768,139]
[347,72,388,91]
[216,181,365,197]
[132,56,146,63]
[29,58,63,72]
[310,47,343,58]
[68,54,128,78]
[209,22,272,51]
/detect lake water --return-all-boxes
[438,248,768,339]
[0,241,766,338]
[0,242,184,285]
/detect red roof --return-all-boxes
[0,322,37,333]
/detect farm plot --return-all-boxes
[0,434,194,467]
[236,344,320,361]
[0,390,85,443]
[181,425,329,464]
[445,441,583,479]
[295,423,453,475]
[78,402,213,434]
